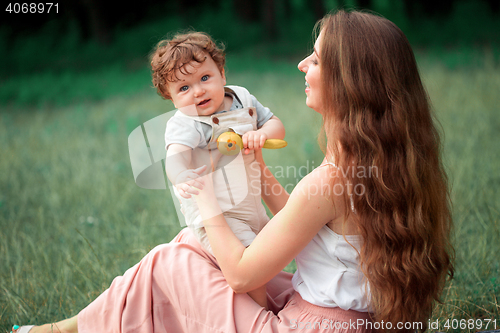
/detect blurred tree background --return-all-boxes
[1,0,499,106]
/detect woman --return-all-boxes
[13,10,453,333]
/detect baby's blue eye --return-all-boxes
[201,75,209,82]
[180,85,188,92]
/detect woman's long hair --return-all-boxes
[318,10,454,331]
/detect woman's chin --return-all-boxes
[305,102,322,114]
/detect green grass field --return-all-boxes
[1,51,499,332]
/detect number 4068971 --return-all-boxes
[6,3,59,14]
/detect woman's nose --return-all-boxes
[298,58,308,73]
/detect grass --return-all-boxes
[1,50,499,332]
[422,54,500,329]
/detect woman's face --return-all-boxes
[298,32,323,113]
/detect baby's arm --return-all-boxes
[242,115,285,154]
[166,143,206,198]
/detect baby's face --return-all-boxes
[167,55,227,116]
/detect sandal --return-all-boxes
[11,325,34,333]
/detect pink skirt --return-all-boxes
[78,228,372,333]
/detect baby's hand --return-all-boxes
[174,165,207,199]
[242,131,267,155]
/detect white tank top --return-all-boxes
[292,213,370,311]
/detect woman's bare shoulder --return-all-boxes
[287,163,347,219]
[293,163,340,192]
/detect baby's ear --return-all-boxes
[221,68,226,83]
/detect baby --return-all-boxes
[150,31,285,309]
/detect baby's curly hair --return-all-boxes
[150,31,226,100]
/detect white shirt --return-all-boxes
[292,225,370,311]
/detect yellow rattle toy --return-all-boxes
[217,131,287,156]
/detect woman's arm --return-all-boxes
[254,149,289,215]
[194,164,343,293]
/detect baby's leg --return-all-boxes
[247,284,268,310]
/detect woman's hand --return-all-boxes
[174,165,207,198]
[192,169,223,221]
[253,148,265,167]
